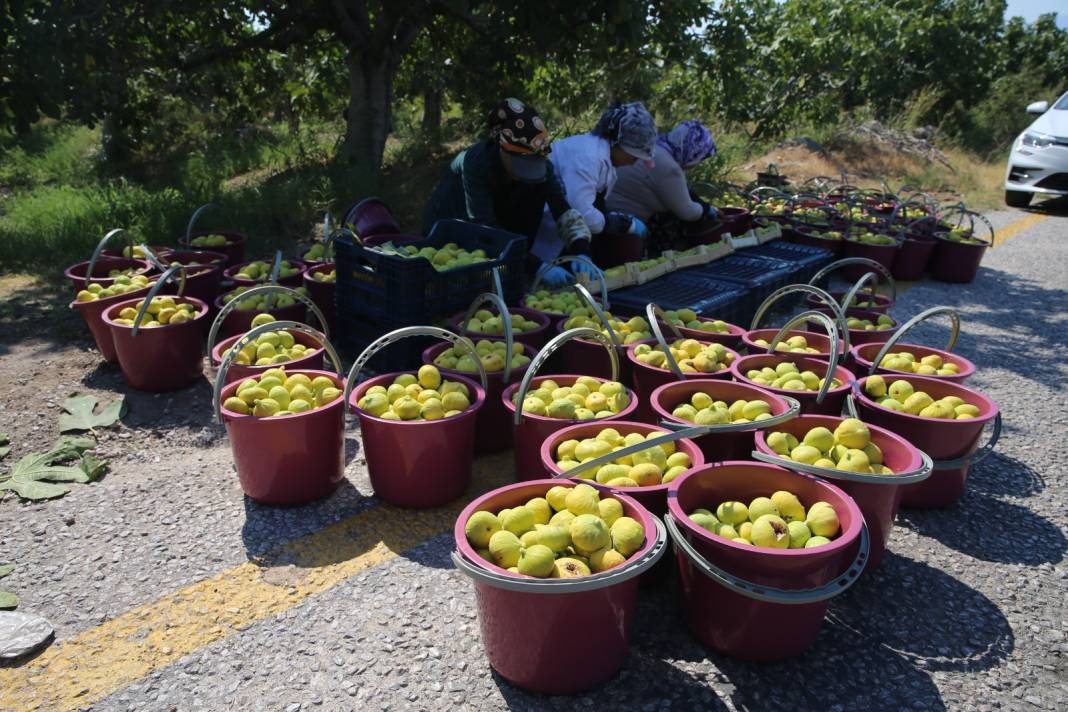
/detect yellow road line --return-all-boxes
[992,211,1047,247]
[0,454,513,710]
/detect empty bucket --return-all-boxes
[347,326,487,508]
[666,462,868,660]
[502,327,641,481]
[452,479,666,694]
[344,197,401,238]
[215,322,347,505]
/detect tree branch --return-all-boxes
[331,0,370,46]
[179,11,322,72]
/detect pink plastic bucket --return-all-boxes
[656,318,744,350]
[891,237,936,280]
[539,420,705,517]
[790,228,844,255]
[742,328,839,359]
[70,284,154,362]
[554,320,650,382]
[626,340,739,423]
[849,341,975,384]
[930,236,987,283]
[808,291,893,314]
[841,240,898,281]
[212,292,307,340]
[730,354,853,415]
[103,296,209,391]
[810,306,898,346]
[502,375,640,481]
[651,379,798,462]
[452,480,666,694]
[178,230,248,266]
[65,257,153,293]
[447,307,552,350]
[853,375,1000,509]
[344,197,401,238]
[302,264,337,332]
[349,371,484,508]
[753,413,931,567]
[666,462,867,660]
[224,258,308,288]
[422,341,537,454]
[211,330,327,385]
[162,250,226,307]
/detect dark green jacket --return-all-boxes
[423,140,571,248]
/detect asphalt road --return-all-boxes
[1,197,1066,711]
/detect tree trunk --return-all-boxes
[422,87,442,140]
[338,49,394,189]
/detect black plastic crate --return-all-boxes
[738,240,834,284]
[335,219,525,326]
[335,314,434,376]
[610,272,750,327]
[679,255,794,327]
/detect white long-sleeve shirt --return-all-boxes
[530,133,616,262]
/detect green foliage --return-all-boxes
[0,564,14,610]
[0,436,104,502]
[59,395,127,433]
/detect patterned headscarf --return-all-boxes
[591,102,657,161]
[489,98,551,157]
[657,120,717,169]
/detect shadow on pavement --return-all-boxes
[966,450,1045,498]
[897,487,1066,566]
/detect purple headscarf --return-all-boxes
[656,120,716,169]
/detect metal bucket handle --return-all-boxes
[841,271,887,313]
[207,284,330,357]
[657,395,803,435]
[749,284,850,357]
[664,513,869,605]
[571,282,620,348]
[866,306,960,375]
[458,291,516,385]
[809,258,897,304]
[766,310,843,405]
[451,515,666,592]
[646,303,687,380]
[129,265,189,337]
[528,255,609,311]
[555,425,709,480]
[85,228,131,283]
[343,326,488,413]
[750,448,934,486]
[184,202,218,245]
[512,327,620,427]
[213,320,344,422]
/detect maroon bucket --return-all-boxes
[101,245,170,260]
[841,239,898,281]
[225,258,307,288]
[651,379,799,463]
[211,330,327,385]
[592,232,644,268]
[753,413,931,567]
[666,462,867,660]
[554,320,650,382]
[790,228,844,255]
[163,250,227,306]
[655,317,744,350]
[179,230,248,266]
[452,480,666,694]
[809,291,893,314]
[212,291,307,340]
[718,206,752,235]
[70,284,155,362]
[742,328,839,359]
[219,368,345,506]
[810,306,898,346]
[302,264,337,333]
[849,342,975,384]
[539,420,705,517]
[447,307,552,351]
[102,295,209,391]
[891,236,936,281]
[730,354,853,416]
[626,340,739,423]
[422,341,537,454]
[344,197,401,238]
[930,236,988,284]
[853,375,1000,509]
[65,257,153,293]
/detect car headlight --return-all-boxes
[1021,132,1054,149]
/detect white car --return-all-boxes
[1004,90,1068,208]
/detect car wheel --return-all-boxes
[1005,190,1032,208]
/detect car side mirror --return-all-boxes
[1026,101,1049,115]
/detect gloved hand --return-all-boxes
[557,208,592,246]
[536,261,571,289]
[628,216,649,238]
[604,211,648,238]
[704,204,719,221]
[570,256,597,278]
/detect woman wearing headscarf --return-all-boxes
[423,98,591,288]
[530,101,658,272]
[607,119,718,225]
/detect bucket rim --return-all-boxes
[849,342,976,380]
[180,229,248,245]
[220,368,345,421]
[553,318,654,349]
[653,316,746,341]
[303,262,337,280]
[69,283,155,312]
[730,354,854,399]
[500,374,639,425]
[539,420,706,495]
[211,329,326,368]
[753,414,930,484]
[814,291,894,308]
[421,341,538,384]
[649,377,795,427]
[349,370,486,426]
[665,461,864,561]
[101,295,210,329]
[447,305,552,337]
[625,339,740,379]
[224,258,309,283]
[164,248,228,265]
[741,327,840,358]
[453,478,664,587]
[65,256,155,283]
[853,374,998,423]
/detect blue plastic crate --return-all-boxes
[679,255,795,326]
[335,219,525,326]
[609,272,750,326]
[738,240,834,284]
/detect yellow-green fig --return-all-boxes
[751,515,790,549]
[598,498,623,527]
[526,497,552,525]
[488,530,521,568]
[517,544,556,577]
[716,501,749,526]
[589,547,626,572]
[500,505,535,536]
[464,511,501,548]
[551,557,591,578]
[546,485,570,512]
[802,426,835,453]
[834,418,871,449]
[716,524,739,540]
[805,535,832,548]
[520,530,540,548]
[610,516,644,556]
[690,511,719,532]
[565,483,600,516]
[534,524,571,553]
[570,514,610,553]
[550,510,576,529]
[770,491,806,522]
[865,375,887,399]
[787,520,811,548]
[748,497,779,523]
[805,502,840,537]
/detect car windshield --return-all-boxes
[1055,93,1068,110]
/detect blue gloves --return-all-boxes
[536,261,571,289]
[628,216,649,238]
[704,204,719,221]
[605,211,648,238]
[570,257,597,278]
